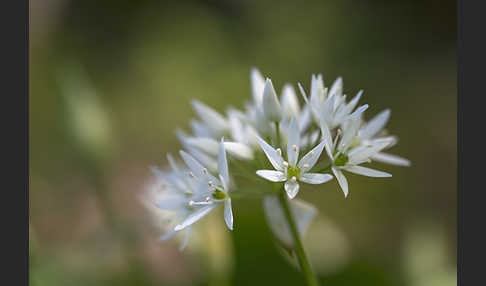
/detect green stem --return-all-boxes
[278,188,321,286]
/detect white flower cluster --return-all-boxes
[150,68,409,249]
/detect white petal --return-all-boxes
[218,138,230,186]
[343,165,392,177]
[358,109,391,140]
[286,117,300,166]
[224,142,254,160]
[348,104,369,119]
[255,136,284,171]
[299,173,333,184]
[340,116,361,150]
[371,152,411,167]
[256,170,287,182]
[319,118,334,159]
[297,82,309,104]
[174,204,217,231]
[250,68,265,105]
[191,100,228,135]
[185,137,219,156]
[179,227,191,251]
[262,78,282,122]
[345,90,363,115]
[332,167,349,197]
[281,84,300,118]
[179,150,218,181]
[297,140,326,173]
[329,77,343,97]
[183,146,218,173]
[224,199,234,230]
[155,195,187,210]
[348,141,391,165]
[284,180,300,199]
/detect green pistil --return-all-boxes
[334,153,349,166]
[212,189,227,200]
[287,165,300,178]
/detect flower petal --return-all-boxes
[179,150,218,181]
[159,229,177,242]
[224,142,254,160]
[185,137,219,156]
[191,100,228,135]
[218,138,230,186]
[281,84,300,118]
[358,109,391,140]
[174,204,217,231]
[284,180,300,199]
[224,198,234,230]
[287,117,300,166]
[299,173,333,184]
[343,165,392,177]
[256,170,287,182]
[347,141,391,165]
[371,152,411,167]
[332,167,349,197]
[297,140,326,173]
[319,118,334,159]
[250,68,265,105]
[256,136,284,171]
[262,78,282,122]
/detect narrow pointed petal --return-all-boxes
[371,152,411,167]
[299,173,333,184]
[224,199,234,230]
[348,104,369,119]
[297,140,327,173]
[319,118,334,159]
[155,195,187,210]
[343,165,392,177]
[332,167,349,197]
[255,136,284,171]
[348,141,391,165]
[345,90,363,114]
[281,84,300,118]
[287,117,300,166]
[179,227,192,251]
[329,77,343,97]
[284,180,300,199]
[256,170,287,182]
[358,109,391,140]
[191,100,228,135]
[297,82,309,104]
[262,78,282,122]
[340,117,361,150]
[251,68,265,105]
[183,146,218,173]
[174,204,217,231]
[179,150,218,181]
[218,138,230,185]
[186,137,219,156]
[224,142,254,160]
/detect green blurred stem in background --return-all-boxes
[279,187,321,286]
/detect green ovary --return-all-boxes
[212,189,226,200]
[334,153,349,166]
[287,165,300,178]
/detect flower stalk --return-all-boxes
[278,186,321,286]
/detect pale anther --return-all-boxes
[283,161,289,167]
[203,168,208,174]
[189,172,195,178]
[292,145,297,151]
[291,176,297,182]
[276,148,282,156]
[303,164,309,168]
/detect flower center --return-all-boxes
[334,153,349,166]
[287,165,300,179]
[212,189,227,200]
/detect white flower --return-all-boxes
[256,118,333,199]
[298,75,368,129]
[320,116,393,197]
[262,78,283,122]
[191,99,229,138]
[357,109,411,167]
[174,138,234,231]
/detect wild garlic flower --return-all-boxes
[320,116,394,197]
[256,118,333,199]
[148,67,409,252]
[174,138,234,231]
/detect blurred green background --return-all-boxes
[30,0,456,285]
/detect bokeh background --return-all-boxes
[30,0,456,285]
